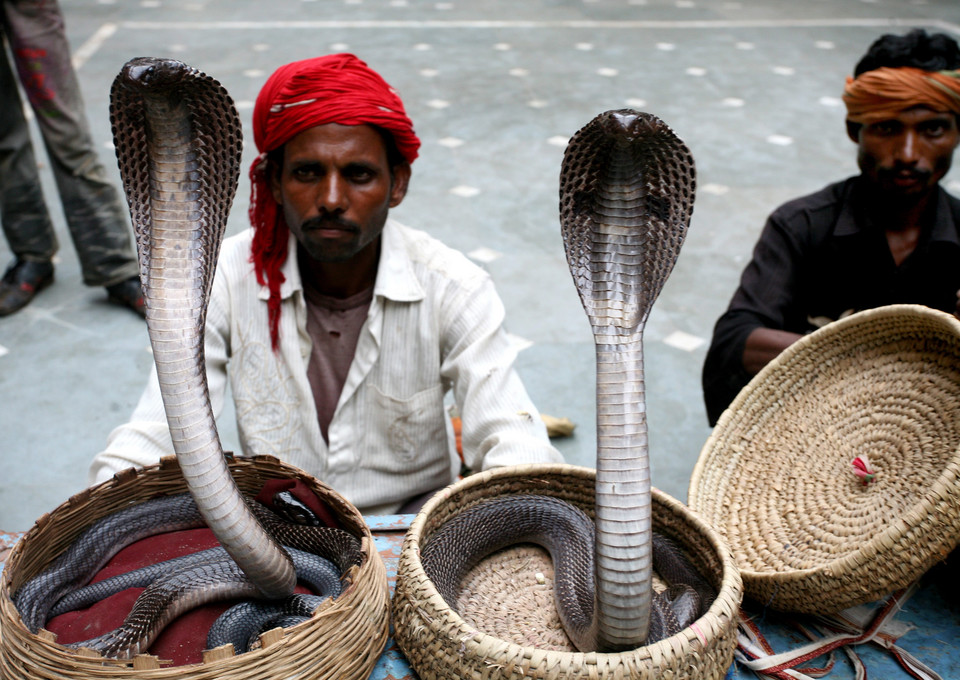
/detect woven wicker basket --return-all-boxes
[0,454,389,679]
[392,463,743,679]
[689,304,960,614]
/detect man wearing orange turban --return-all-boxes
[91,54,562,513]
[703,29,960,426]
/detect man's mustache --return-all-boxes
[877,165,931,183]
[301,215,360,232]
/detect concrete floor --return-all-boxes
[1,0,959,532]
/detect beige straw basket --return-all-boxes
[0,454,389,679]
[392,463,743,679]
[689,304,960,614]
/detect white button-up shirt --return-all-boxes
[90,219,562,514]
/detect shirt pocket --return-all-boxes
[365,383,448,472]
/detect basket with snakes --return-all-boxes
[392,110,743,678]
[393,463,743,679]
[0,454,389,678]
[688,303,960,614]
[0,57,388,678]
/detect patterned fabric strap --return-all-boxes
[734,583,941,680]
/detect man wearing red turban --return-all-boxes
[91,54,562,513]
[703,29,960,426]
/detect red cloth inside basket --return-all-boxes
[45,479,340,666]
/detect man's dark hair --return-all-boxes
[854,29,960,77]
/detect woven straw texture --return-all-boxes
[392,463,743,679]
[0,454,389,679]
[689,304,960,614]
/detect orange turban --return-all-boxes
[844,67,960,124]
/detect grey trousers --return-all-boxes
[0,0,137,286]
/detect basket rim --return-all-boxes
[3,454,373,590]
[702,303,960,439]
[0,454,390,677]
[401,462,743,660]
[688,304,960,582]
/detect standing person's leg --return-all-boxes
[0,21,55,315]
[3,0,143,314]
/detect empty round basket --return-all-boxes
[0,454,389,679]
[689,304,960,613]
[392,463,743,679]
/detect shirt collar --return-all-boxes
[373,219,425,302]
[258,218,425,302]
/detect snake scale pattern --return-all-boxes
[11,58,362,660]
[422,111,701,652]
[13,488,362,658]
[420,495,715,650]
[107,57,299,601]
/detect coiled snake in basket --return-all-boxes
[421,110,710,652]
[11,58,362,659]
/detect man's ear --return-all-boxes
[389,163,412,208]
[845,120,862,144]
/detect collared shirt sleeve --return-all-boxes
[438,272,563,472]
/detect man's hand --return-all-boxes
[955,288,960,320]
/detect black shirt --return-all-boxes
[702,175,960,425]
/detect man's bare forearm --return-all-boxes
[742,327,803,375]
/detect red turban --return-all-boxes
[248,53,420,349]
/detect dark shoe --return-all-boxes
[0,259,54,317]
[106,276,146,318]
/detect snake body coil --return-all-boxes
[12,493,205,634]
[12,58,363,660]
[49,544,342,620]
[109,57,297,601]
[422,111,699,652]
[561,110,696,650]
[14,491,362,658]
[420,495,714,650]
